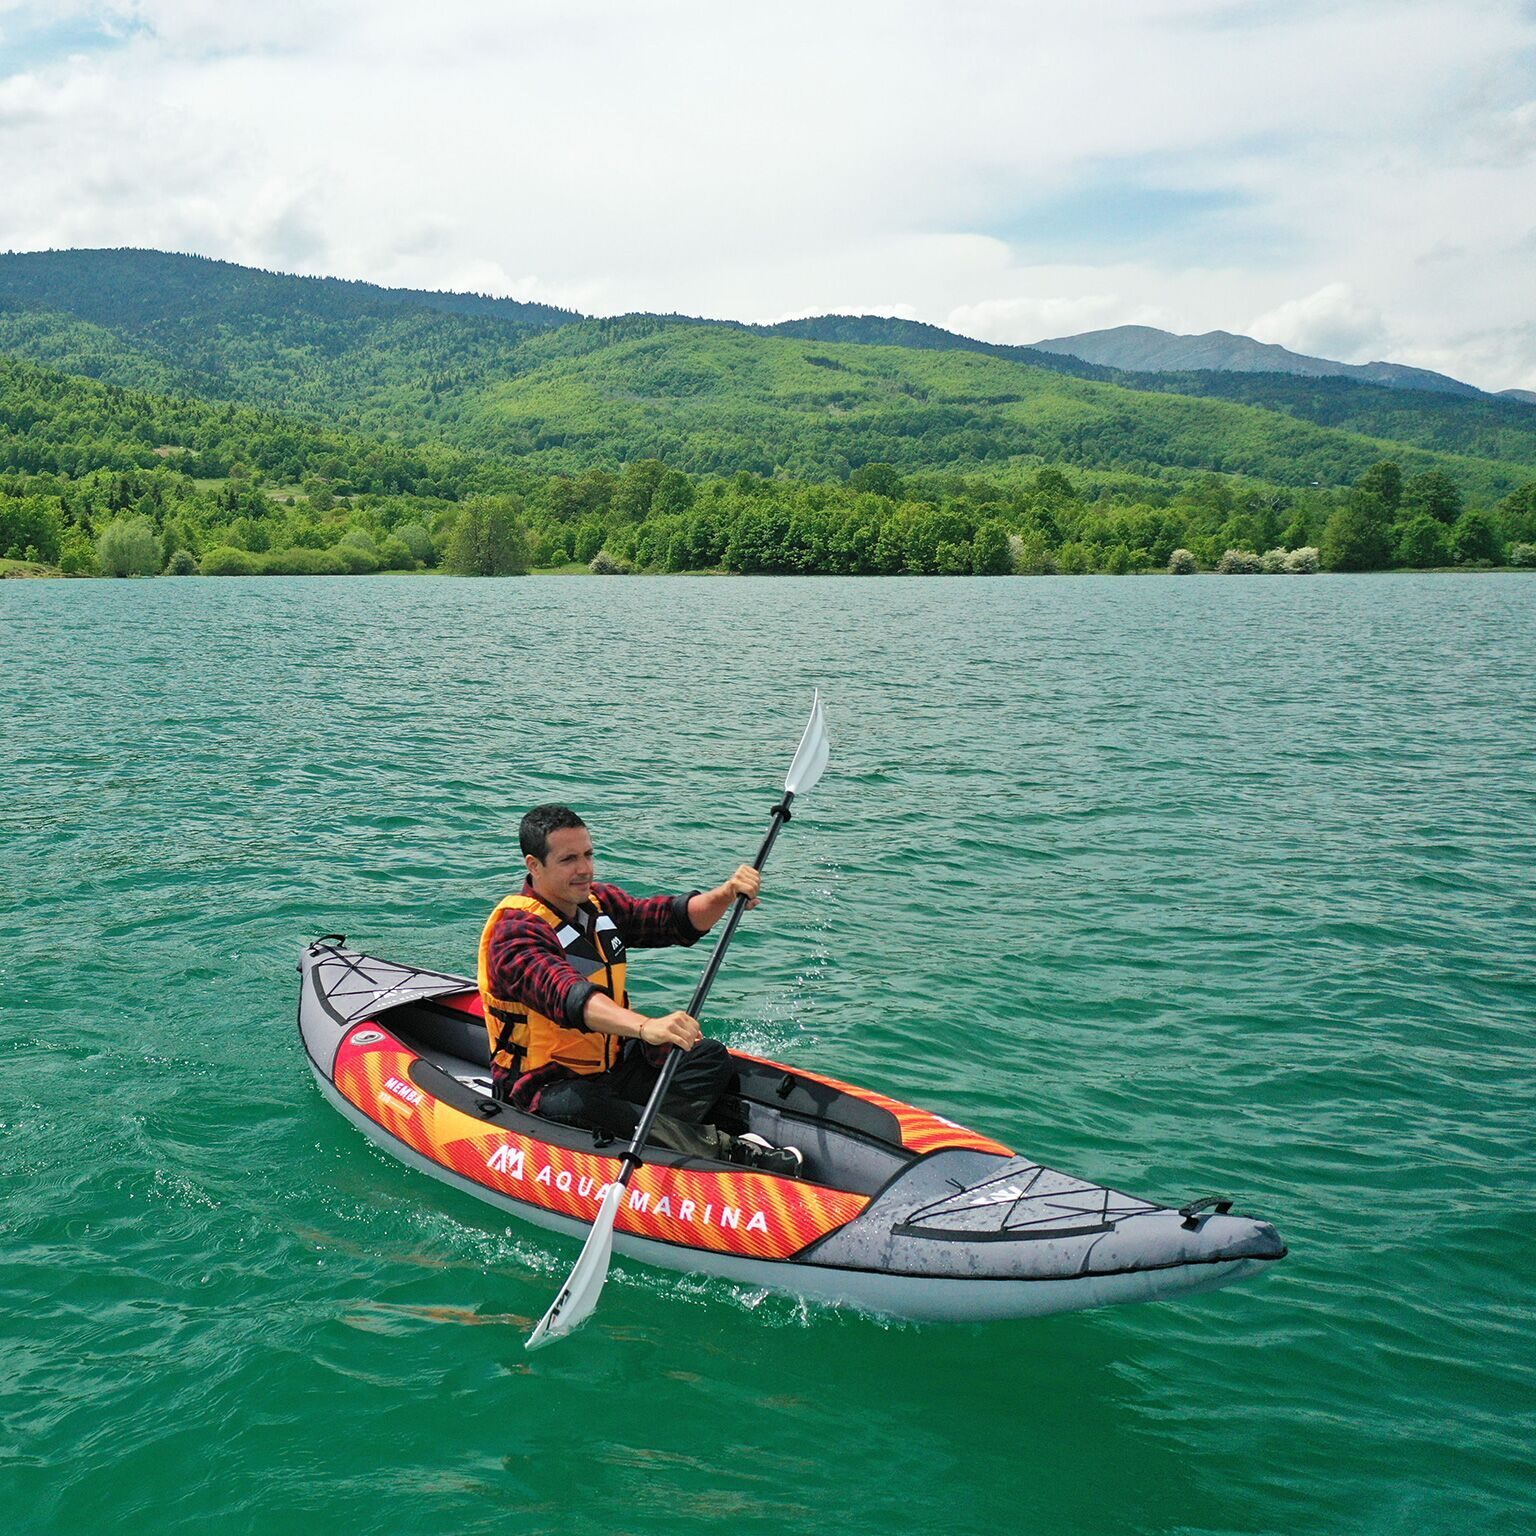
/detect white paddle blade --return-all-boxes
[784,691,830,798]
[526,1179,625,1350]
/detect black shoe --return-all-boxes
[712,1092,752,1137]
[735,1132,804,1178]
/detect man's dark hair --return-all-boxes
[520,804,587,861]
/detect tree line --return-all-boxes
[3,343,1533,579]
[5,452,1533,579]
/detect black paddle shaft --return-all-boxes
[617,791,795,1173]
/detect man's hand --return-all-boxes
[687,865,763,932]
[638,1010,702,1050]
[724,865,761,910]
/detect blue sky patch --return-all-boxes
[0,11,144,77]
[979,176,1277,264]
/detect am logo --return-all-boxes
[487,1143,526,1179]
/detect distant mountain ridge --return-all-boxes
[0,248,1532,499]
[1028,323,1509,401]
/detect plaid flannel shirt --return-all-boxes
[484,878,704,1031]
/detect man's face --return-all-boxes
[527,826,595,911]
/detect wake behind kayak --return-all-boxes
[297,937,1286,1322]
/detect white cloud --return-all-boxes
[1471,97,1536,167]
[0,1,1533,388]
[1249,284,1389,363]
[947,294,1179,345]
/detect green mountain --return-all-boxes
[0,247,573,332]
[753,314,1536,468]
[462,320,1533,498]
[756,314,1111,381]
[0,247,570,437]
[1,248,1532,502]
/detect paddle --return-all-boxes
[525,692,830,1350]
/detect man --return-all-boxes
[477,803,802,1176]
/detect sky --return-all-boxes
[1,0,1534,391]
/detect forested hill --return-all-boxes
[0,248,575,331]
[748,314,1536,466]
[0,248,1532,499]
[754,314,1112,381]
[467,323,1533,496]
[0,353,517,494]
[1103,368,1536,469]
[0,248,576,437]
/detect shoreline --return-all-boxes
[6,562,1533,582]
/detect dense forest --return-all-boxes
[760,315,1536,466]
[1117,368,1536,467]
[1,250,1533,580]
[466,324,1533,494]
[3,355,1532,580]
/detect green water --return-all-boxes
[2,574,1532,1536]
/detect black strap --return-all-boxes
[487,1002,527,1072]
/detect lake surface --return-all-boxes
[2,573,1532,1536]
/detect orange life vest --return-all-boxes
[477,890,629,1077]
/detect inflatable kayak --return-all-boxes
[297,937,1286,1322]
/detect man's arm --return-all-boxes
[597,867,763,950]
[485,908,702,1050]
[686,865,761,933]
[593,882,704,949]
[582,991,702,1052]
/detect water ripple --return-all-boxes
[2,573,1533,1535]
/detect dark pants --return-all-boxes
[537,1038,739,1158]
